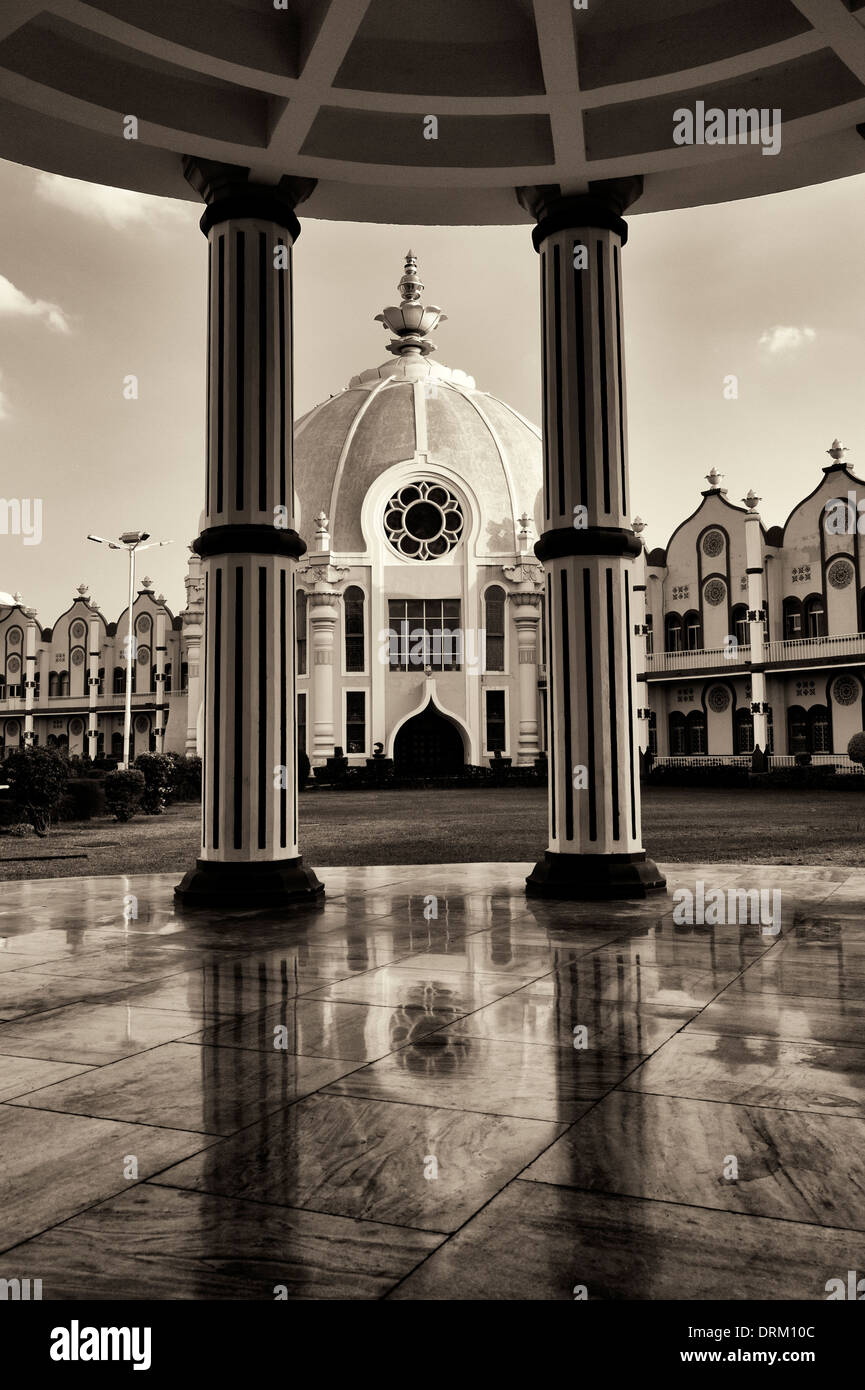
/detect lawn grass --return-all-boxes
[0,784,862,881]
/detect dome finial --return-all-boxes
[375,251,447,358]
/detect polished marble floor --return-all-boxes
[0,860,863,1299]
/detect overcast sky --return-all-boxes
[1,154,863,620]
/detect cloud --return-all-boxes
[758,324,816,354]
[0,275,69,333]
[35,171,187,230]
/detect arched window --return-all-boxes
[787,705,808,754]
[48,671,59,697]
[647,709,657,755]
[668,711,686,754]
[731,605,749,648]
[766,705,774,753]
[665,613,683,653]
[344,586,365,672]
[644,613,653,654]
[683,610,702,651]
[180,661,188,692]
[113,666,125,694]
[783,597,802,640]
[686,709,707,755]
[98,666,105,696]
[58,670,69,697]
[484,586,506,672]
[295,590,307,676]
[804,595,826,639]
[734,706,754,754]
[810,705,830,752]
[164,661,172,693]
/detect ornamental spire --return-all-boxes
[374,251,447,358]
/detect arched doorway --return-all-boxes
[393,703,465,775]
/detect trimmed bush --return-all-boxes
[298,749,310,791]
[848,732,865,768]
[166,753,201,802]
[104,768,145,822]
[134,752,176,814]
[58,779,105,822]
[4,747,68,836]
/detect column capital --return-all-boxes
[516,177,643,250]
[182,157,316,238]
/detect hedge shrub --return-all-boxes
[104,768,145,822]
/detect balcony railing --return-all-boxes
[653,753,861,774]
[765,632,865,664]
[644,645,750,673]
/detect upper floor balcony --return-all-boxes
[0,688,189,712]
[643,631,865,678]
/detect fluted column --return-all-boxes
[631,524,651,757]
[309,594,338,764]
[744,499,768,761]
[23,613,37,747]
[513,594,541,763]
[87,615,100,759]
[154,611,167,754]
[176,160,322,908]
[519,182,665,900]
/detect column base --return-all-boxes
[526,850,666,901]
[175,857,324,910]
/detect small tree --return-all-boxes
[4,747,67,837]
[847,732,865,768]
[134,752,176,814]
[104,768,145,822]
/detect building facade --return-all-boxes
[292,253,548,773]
[637,445,865,766]
[0,560,204,762]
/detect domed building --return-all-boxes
[292,253,547,773]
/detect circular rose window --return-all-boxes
[702,530,724,557]
[71,648,84,667]
[136,614,151,634]
[833,676,859,706]
[71,620,86,640]
[704,578,726,606]
[384,480,464,560]
[7,655,20,676]
[827,559,854,590]
[7,629,20,646]
[707,686,729,713]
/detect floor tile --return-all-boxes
[0,1053,94,1102]
[523,1090,865,1230]
[689,985,865,1046]
[323,1034,638,1120]
[0,968,134,1020]
[387,1181,865,1300]
[624,1030,865,1119]
[12,1041,360,1135]
[437,992,693,1053]
[0,1102,215,1251]
[0,1001,209,1064]
[0,1183,441,1299]
[187,998,456,1061]
[305,964,523,1011]
[151,1091,563,1231]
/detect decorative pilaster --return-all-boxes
[182,546,204,755]
[23,611,37,747]
[631,518,651,758]
[87,614,101,759]
[154,610,167,754]
[503,559,544,764]
[743,490,768,763]
[175,160,322,908]
[518,181,665,900]
[299,546,349,765]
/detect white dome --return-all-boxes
[295,256,542,555]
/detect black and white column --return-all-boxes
[519,183,666,900]
[175,161,323,908]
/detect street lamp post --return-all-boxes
[87,531,172,769]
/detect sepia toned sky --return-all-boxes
[1,154,864,621]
